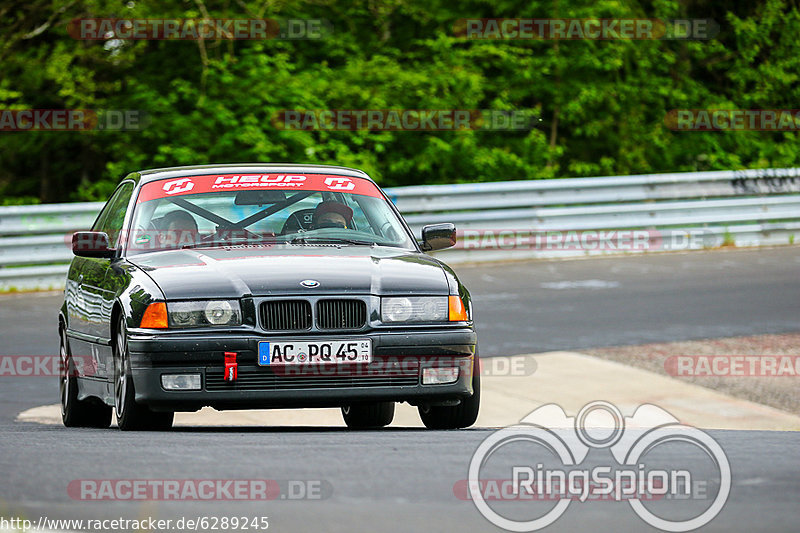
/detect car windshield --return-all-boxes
[126,173,416,254]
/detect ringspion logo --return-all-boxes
[463,401,730,531]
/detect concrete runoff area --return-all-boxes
[585,332,800,415]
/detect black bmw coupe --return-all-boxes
[59,164,478,430]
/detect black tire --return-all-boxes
[341,402,395,428]
[60,328,112,428]
[114,318,174,431]
[419,352,481,429]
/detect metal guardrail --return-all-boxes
[2,168,799,291]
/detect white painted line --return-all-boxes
[540,279,621,289]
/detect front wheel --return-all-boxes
[341,402,395,428]
[419,353,481,429]
[114,318,174,431]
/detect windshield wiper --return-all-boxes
[179,242,222,250]
[288,236,378,246]
[181,238,276,249]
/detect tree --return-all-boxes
[1,0,799,203]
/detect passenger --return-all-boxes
[157,210,199,248]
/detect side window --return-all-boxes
[92,182,134,247]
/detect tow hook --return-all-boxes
[224,352,238,381]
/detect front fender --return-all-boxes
[114,261,166,331]
[437,260,474,323]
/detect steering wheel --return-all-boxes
[200,225,264,244]
[379,221,400,241]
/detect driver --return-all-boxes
[157,210,199,248]
[311,201,353,229]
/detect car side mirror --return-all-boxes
[72,231,116,258]
[421,223,457,251]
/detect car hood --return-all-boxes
[129,245,450,299]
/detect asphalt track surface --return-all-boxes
[1,247,799,532]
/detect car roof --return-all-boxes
[133,164,373,185]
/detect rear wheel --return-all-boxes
[341,402,395,428]
[60,328,111,428]
[114,318,173,431]
[419,353,481,429]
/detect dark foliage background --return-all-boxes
[1,0,798,203]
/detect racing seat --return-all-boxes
[281,209,316,234]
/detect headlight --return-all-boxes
[167,300,242,327]
[381,297,448,323]
[205,300,234,324]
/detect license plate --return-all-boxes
[258,339,372,366]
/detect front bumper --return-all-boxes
[127,328,476,411]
